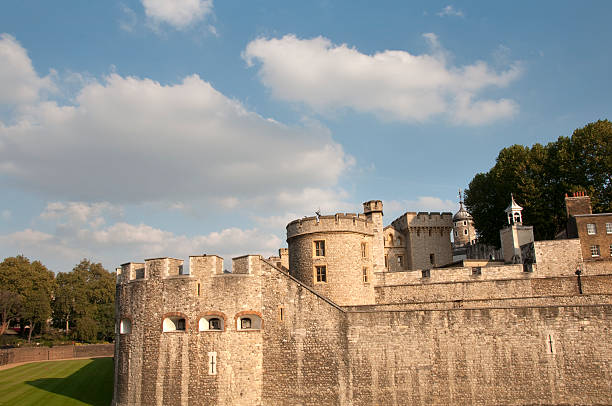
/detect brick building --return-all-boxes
[113,199,612,406]
[564,192,612,265]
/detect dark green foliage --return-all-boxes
[52,259,115,342]
[0,256,55,341]
[465,120,612,246]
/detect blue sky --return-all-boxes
[1,1,611,272]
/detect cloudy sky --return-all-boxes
[1,1,611,272]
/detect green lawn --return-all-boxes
[0,358,113,406]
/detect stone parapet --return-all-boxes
[286,214,372,240]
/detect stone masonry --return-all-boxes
[113,199,612,405]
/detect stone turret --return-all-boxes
[286,203,381,306]
[363,200,384,273]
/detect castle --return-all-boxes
[113,194,612,405]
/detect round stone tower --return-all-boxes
[453,191,476,247]
[286,203,381,306]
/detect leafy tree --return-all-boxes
[0,256,55,342]
[465,120,612,246]
[0,290,22,335]
[53,259,115,342]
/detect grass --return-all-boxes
[0,358,113,406]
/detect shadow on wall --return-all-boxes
[25,357,113,406]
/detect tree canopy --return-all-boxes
[464,120,612,247]
[53,259,115,342]
[0,256,55,341]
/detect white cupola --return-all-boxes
[505,194,523,225]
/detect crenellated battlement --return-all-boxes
[391,211,453,231]
[286,213,373,240]
[116,254,263,285]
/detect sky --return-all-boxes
[1,1,611,273]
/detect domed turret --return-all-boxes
[453,190,476,247]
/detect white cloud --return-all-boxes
[141,0,213,29]
[0,35,353,209]
[40,201,122,226]
[437,5,464,18]
[0,34,53,105]
[243,34,522,125]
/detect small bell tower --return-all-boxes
[505,193,523,225]
[499,194,534,264]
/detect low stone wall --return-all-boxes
[0,343,114,366]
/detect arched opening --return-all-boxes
[199,315,225,331]
[236,314,262,331]
[163,316,186,332]
[119,318,132,334]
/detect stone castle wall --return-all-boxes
[346,305,612,405]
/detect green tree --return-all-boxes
[465,120,612,246]
[53,259,115,342]
[0,290,22,335]
[0,256,55,342]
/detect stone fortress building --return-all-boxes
[113,194,612,406]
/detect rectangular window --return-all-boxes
[315,265,327,283]
[429,253,435,265]
[208,352,217,375]
[279,306,284,321]
[314,240,326,257]
[472,267,482,276]
[362,267,369,283]
[361,242,367,258]
[384,255,388,269]
[590,245,600,257]
[587,223,597,235]
[197,283,201,296]
[397,255,404,267]
[422,269,430,278]
[606,223,612,234]
[609,244,612,256]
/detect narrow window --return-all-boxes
[417,229,420,237]
[208,352,217,375]
[279,307,284,321]
[361,242,367,258]
[315,265,327,283]
[454,230,457,237]
[120,319,132,334]
[609,244,612,257]
[384,255,388,269]
[397,255,404,267]
[208,318,221,330]
[176,319,186,330]
[362,267,369,283]
[463,221,467,226]
[397,236,402,245]
[388,235,393,245]
[587,223,596,235]
[547,334,555,354]
[606,223,612,234]
[428,229,432,236]
[464,229,468,235]
[429,253,435,265]
[178,265,184,274]
[422,269,430,278]
[314,240,326,257]
[590,245,600,257]
[197,283,201,296]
